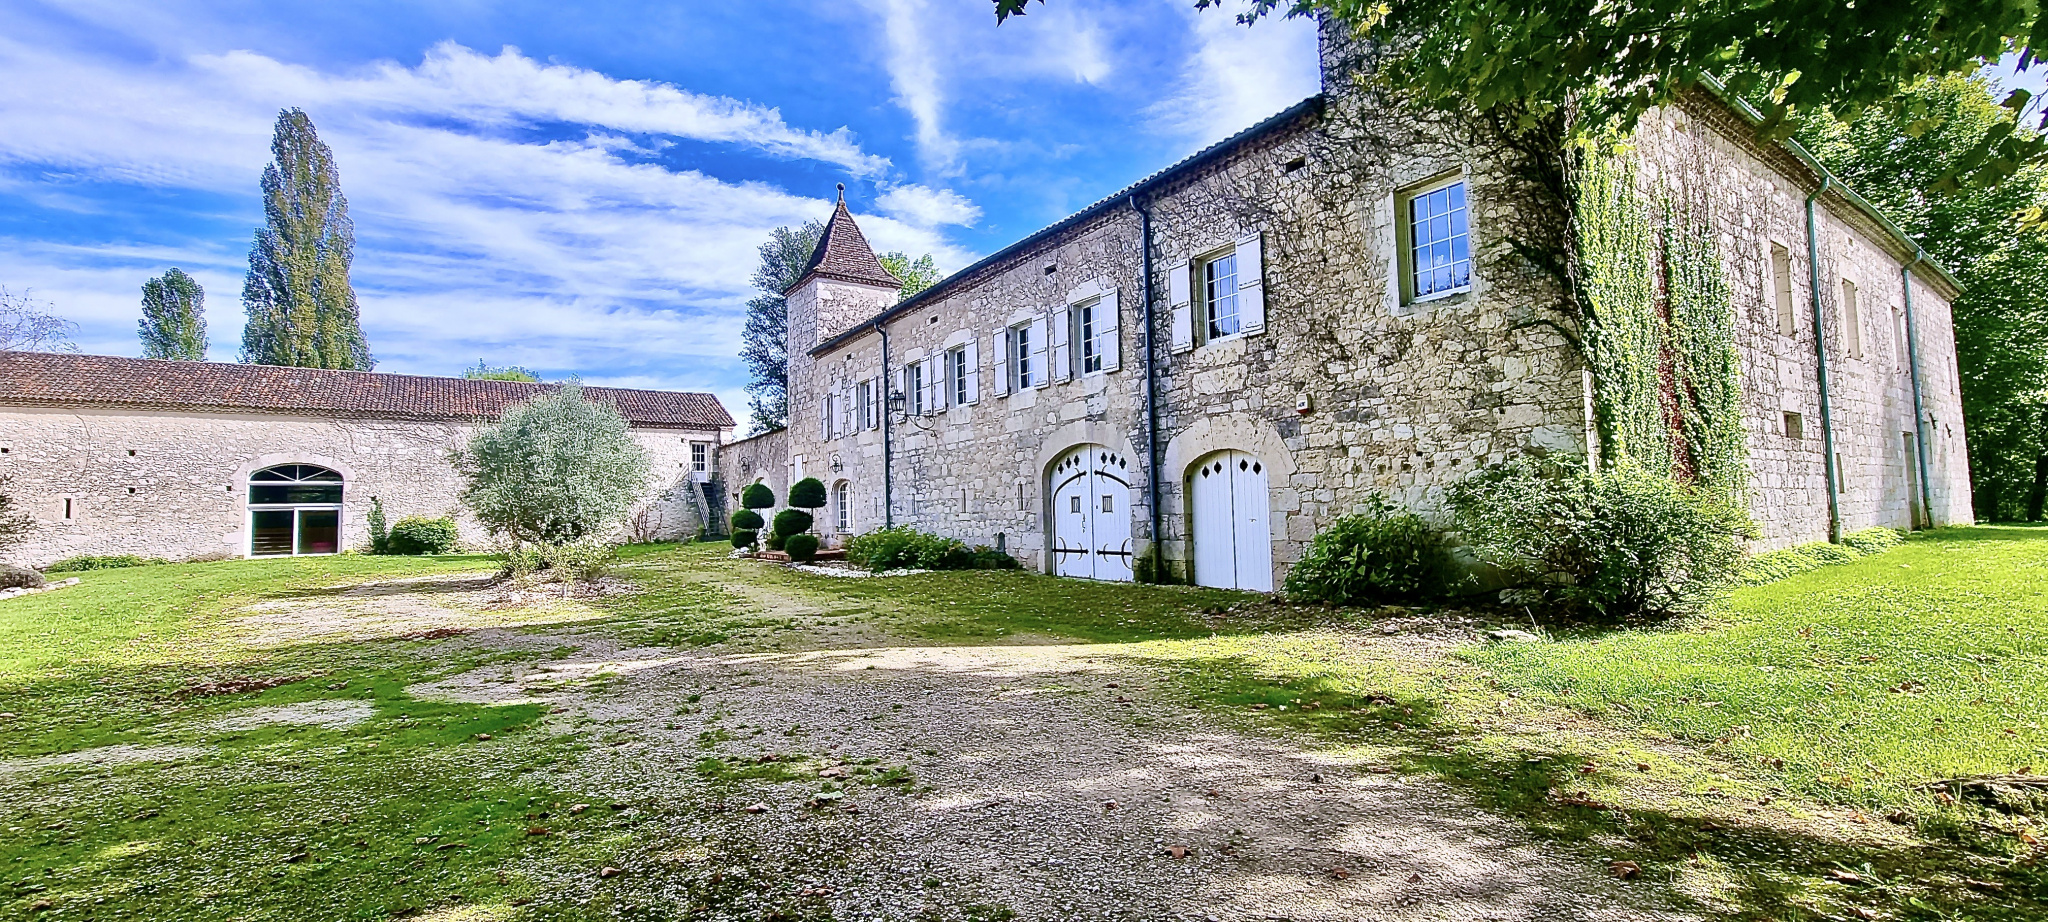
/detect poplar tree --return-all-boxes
[138,268,207,360]
[739,220,823,432]
[240,108,373,370]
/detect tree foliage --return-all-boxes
[0,473,33,561]
[1797,75,2048,520]
[240,109,373,370]
[996,0,2048,193]
[789,476,827,509]
[455,383,652,548]
[462,360,540,382]
[880,252,942,298]
[139,268,207,361]
[0,287,76,353]
[740,221,823,433]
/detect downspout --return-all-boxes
[1131,193,1165,582]
[1901,249,1935,527]
[1806,176,1843,542]
[876,318,894,528]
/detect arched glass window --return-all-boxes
[248,464,344,557]
[833,481,851,533]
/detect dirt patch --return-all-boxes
[0,744,211,776]
[203,699,375,732]
[225,571,608,645]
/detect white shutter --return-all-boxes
[1027,316,1049,388]
[1168,258,1193,352]
[819,397,830,441]
[1236,230,1266,334]
[1102,289,1122,372]
[1050,306,1072,382]
[925,356,943,412]
[964,339,980,403]
[838,385,852,435]
[994,332,1012,397]
[899,365,912,413]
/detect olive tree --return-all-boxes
[455,383,651,550]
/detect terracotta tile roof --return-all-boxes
[0,351,734,430]
[793,184,903,291]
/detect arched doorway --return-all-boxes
[248,464,344,557]
[1048,444,1134,581]
[1189,450,1271,591]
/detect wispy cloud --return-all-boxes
[876,182,981,228]
[1149,6,1320,144]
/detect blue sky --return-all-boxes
[0,0,1322,428]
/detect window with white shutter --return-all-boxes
[1235,230,1265,333]
[1050,305,1072,382]
[1168,259,1193,352]
[1027,316,1048,388]
[994,332,1011,397]
[1100,289,1122,372]
[905,362,925,415]
[1007,322,1035,390]
[963,339,981,403]
[924,356,943,412]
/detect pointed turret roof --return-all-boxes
[792,184,902,291]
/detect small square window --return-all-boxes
[1070,496,1082,514]
[1783,411,1805,440]
[1100,494,1114,513]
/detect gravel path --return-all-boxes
[414,630,1698,921]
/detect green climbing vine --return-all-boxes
[1572,148,1748,506]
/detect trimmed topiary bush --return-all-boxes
[731,508,764,531]
[741,482,775,510]
[789,477,826,510]
[386,516,461,555]
[784,533,820,562]
[772,508,813,539]
[731,529,758,548]
[1285,497,1457,605]
[1446,457,1750,620]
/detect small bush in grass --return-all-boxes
[772,509,813,540]
[1,564,45,590]
[741,482,775,510]
[766,532,787,551]
[1285,497,1456,604]
[1739,527,1907,585]
[1446,457,1751,620]
[43,554,169,573]
[971,546,1020,569]
[731,509,763,531]
[503,539,613,583]
[366,498,390,554]
[783,533,820,562]
[730,528,758,549]
[386,516,461,555]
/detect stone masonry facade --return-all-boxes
[759,23,1973,587]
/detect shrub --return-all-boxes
[455,383,652,547]
[502,539,614,583]
[741,482,775,509]
[845,527,976,572]
[1739,527,1907,585]
[784,533,820,562]
[772,508,814,539]
[731,508,764,531]
[366,498,390,554]
[766,532,787,551]
[730,529,758,548]
[789,477,827,510]
[971,546,1020,570]
[386,516,461,555]
[43,554,168,573]
[1285,498,1457,604]
[1,564,45,590]
[1446,458,1751,620]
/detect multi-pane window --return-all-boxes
[906,362,926,415]
[1202,251,1240,340]
[1010,323,1035,390]
[1078,298,1104,374]
[1407,178,1471,298]
[690,442,708,473]
[834,481,851,533]
[948,346,969,406]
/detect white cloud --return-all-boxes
[1149,6,1321,145]
[875,183,981,228]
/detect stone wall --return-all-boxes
[716,426,791,522]
[0,406,722,566]
[1635,102,1973,545]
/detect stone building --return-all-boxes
[751,22,1972,591]
[0,352,733,566]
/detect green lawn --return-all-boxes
[4,530,2044,920]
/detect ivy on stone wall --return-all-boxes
[1572,149,1747,504]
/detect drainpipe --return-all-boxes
[1131,193,1165,581]
[1901,248,1935,528]
[876,318,894,528]
[1806,177,1843,542]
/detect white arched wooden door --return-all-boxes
[1049,445,1135,581]
[1190,450,1272,591]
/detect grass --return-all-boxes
[5,530,2045,920]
